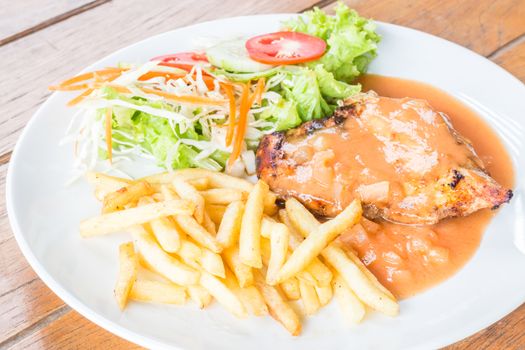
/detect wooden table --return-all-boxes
[0,0,524,348]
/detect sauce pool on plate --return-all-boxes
[338,74,515,299]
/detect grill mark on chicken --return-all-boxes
[256,92,512,225]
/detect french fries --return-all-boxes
[149,217,181,253]
[83,170,399,336]
[103,181,154,213]
[280,278,301,301]
[129,280,186,305]
[332,274,366,324]
[239,180,268,268]
[114,242,138,309]
[315,284,333,306]
[200,188,246,204]
[216,201,244,249]
[200,271,247,318]
[224,268,268,316]
[222,246,253,288]
[80,199,194,237]
[173,214,221,253]
[285,198,399,317]
[172,178,205,224]
[131,226,199,286]
[254,271,301,336]
[187,285,213,308]
[274,199,362,284]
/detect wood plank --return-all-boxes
[323,0,525,56]
[445,303,525,350]
[0,0,324,160]
[0,279,65,344]
[0,0,106,46]
[5,310,140,350]
[492,36,525,83]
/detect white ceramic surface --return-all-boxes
[6,14,525,350]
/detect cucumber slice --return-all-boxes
[206,39,275,73]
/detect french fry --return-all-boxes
[274,200,362,284]
[200,248,226,278]
[299,279,321,315]
[206,204,226,225]
[129,280,186,305]
[187,285,213,308]
[315,284,333,306]
[265,222,289,285]
[149,217,181,253]
[280,278,300,301]
[200,271,247,318]
[102,180,154,213]
[285,199,398,316]
[254,271,301,336]
[305,259,333,287]
[278,210,333,287]
[260,238,317,287]
[284,198,317,238]
[224,268,268,316]
[172,178,205,224]
[173,215,221,253]
[332,274,366,324]
[202,211,216,234]
[80,199,195,237]
[200,188,246,205]
[216,201,244,249]
[239,180,268,268]
[222,246,253,287]
[278,209,305,246]
[86,171,133,200]
[176,239,202,268]
[142,169,253,191]
[187,177,209,191]
[323,245,398,316]
[131,226,199,286]
[114,242,138,309]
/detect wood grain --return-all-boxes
[0,0,324,159]
[1,0,524,349]
[4,309,140,350]
[492,35,525,82]
[0,0,108,46]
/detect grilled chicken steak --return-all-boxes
[256,92,512,225]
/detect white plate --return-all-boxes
[6,14,525,350]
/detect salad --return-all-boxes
[51,3,380,177]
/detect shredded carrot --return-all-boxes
[49,83,90,91]
[228,82,251,166]
[138,71,183,81]
[250,78,266,106]
[58,68,125,87]
[67,88,94,106]
[223,84,237,147]
[140,87,227,106]
[105,107,113,164]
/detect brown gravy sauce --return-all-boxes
[337,74,516,299]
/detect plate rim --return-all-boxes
[6,13,525,350]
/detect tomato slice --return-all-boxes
[245,31,326,65]
[151,52,209,70]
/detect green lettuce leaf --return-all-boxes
[284,2,380,82]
